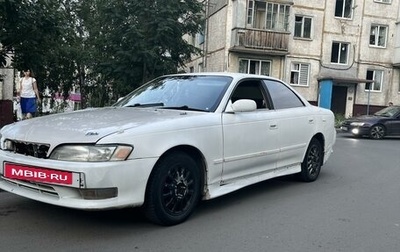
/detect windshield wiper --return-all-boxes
[126,102,164,108]
[160,105,208,112]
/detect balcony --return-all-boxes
[230,28,290,56]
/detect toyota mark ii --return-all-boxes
[0,73,336,225]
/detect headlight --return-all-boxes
[350,122,366,126]
[50,145,133,162]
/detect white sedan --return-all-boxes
[0,73,336,225]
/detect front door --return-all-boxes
[221,80,279,183]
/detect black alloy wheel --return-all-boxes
[369,125,385,139]
[144,151,201,226]
[298,138,323,182]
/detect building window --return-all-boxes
[335,0,353,19]
[370,25,387,47]
[399,74,400,93]
[374,0,391,3]
[365,70,383,92]
[294,16,312,39]
[198,63,203,72]
[290,63,310,86]
[247,0,254,25]
[189,67,194,73]
[239,59,271,75]
[247,1,290,31]
[331,42,349,64]
[197,27,204,45]
[190,34,195,46]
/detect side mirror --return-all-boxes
[226,99,257,113]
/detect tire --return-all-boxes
[298,138,323,182]
[144,151,201,226]
[369,125,385,139]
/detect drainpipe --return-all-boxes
[204,0,210,71]
[367,85,371,115]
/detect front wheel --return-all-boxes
[298,139,323,182]
[144,151,201,226]
[369,125,385,139]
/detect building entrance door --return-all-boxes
[331,86,347,115]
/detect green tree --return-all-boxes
[0,0,81,97]
[1,0,204,108]
[79,0,203,101]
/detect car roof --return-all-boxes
[164,72,283,82]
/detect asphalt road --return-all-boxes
[1,133,399,252]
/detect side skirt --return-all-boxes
[203,164,301,200]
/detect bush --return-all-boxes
[334,113,346,128]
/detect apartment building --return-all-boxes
[184,0,400,117]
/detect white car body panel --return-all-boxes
[0,72,336,213]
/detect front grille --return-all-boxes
[5,140,50,158]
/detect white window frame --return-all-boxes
[331,42,350,65]
[374,0,391,3]
[335,0,353,19]
[239,59,271,76]
[369,25,388,48]
[247,0,254,26]
[294,16,312,39]
[246,1,290,31]
[290,63,310,86]
[365,69,383,92]
[398,73,400,93]
[266,2,290,31]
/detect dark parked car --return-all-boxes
[341,106,400,139]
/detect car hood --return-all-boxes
[345,115,385,122]
[1,107,203,144]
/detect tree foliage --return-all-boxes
[0,0,203,107]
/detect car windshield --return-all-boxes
[113,75,232,112]
[374,106,400,117]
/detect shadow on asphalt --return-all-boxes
[0,175,307,227]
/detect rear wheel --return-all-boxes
[298,138,323,182]
[369,125,385,139]
[144,151,201,226]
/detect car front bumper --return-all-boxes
[0,150,157,210]
[340,125,370,136]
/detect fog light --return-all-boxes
[79,188,118,200]
[352,128,360,135]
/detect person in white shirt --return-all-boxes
[17,69,41,119]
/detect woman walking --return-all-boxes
[17,69,41,119]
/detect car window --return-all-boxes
[374,106,400,117]
[263,80,304,109]
[114,75,231,112]
[231,80,269,109]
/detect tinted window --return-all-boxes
[263,80,304,109]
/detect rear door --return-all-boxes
[263,80,314,169]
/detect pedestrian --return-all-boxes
[17,69,41,119]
